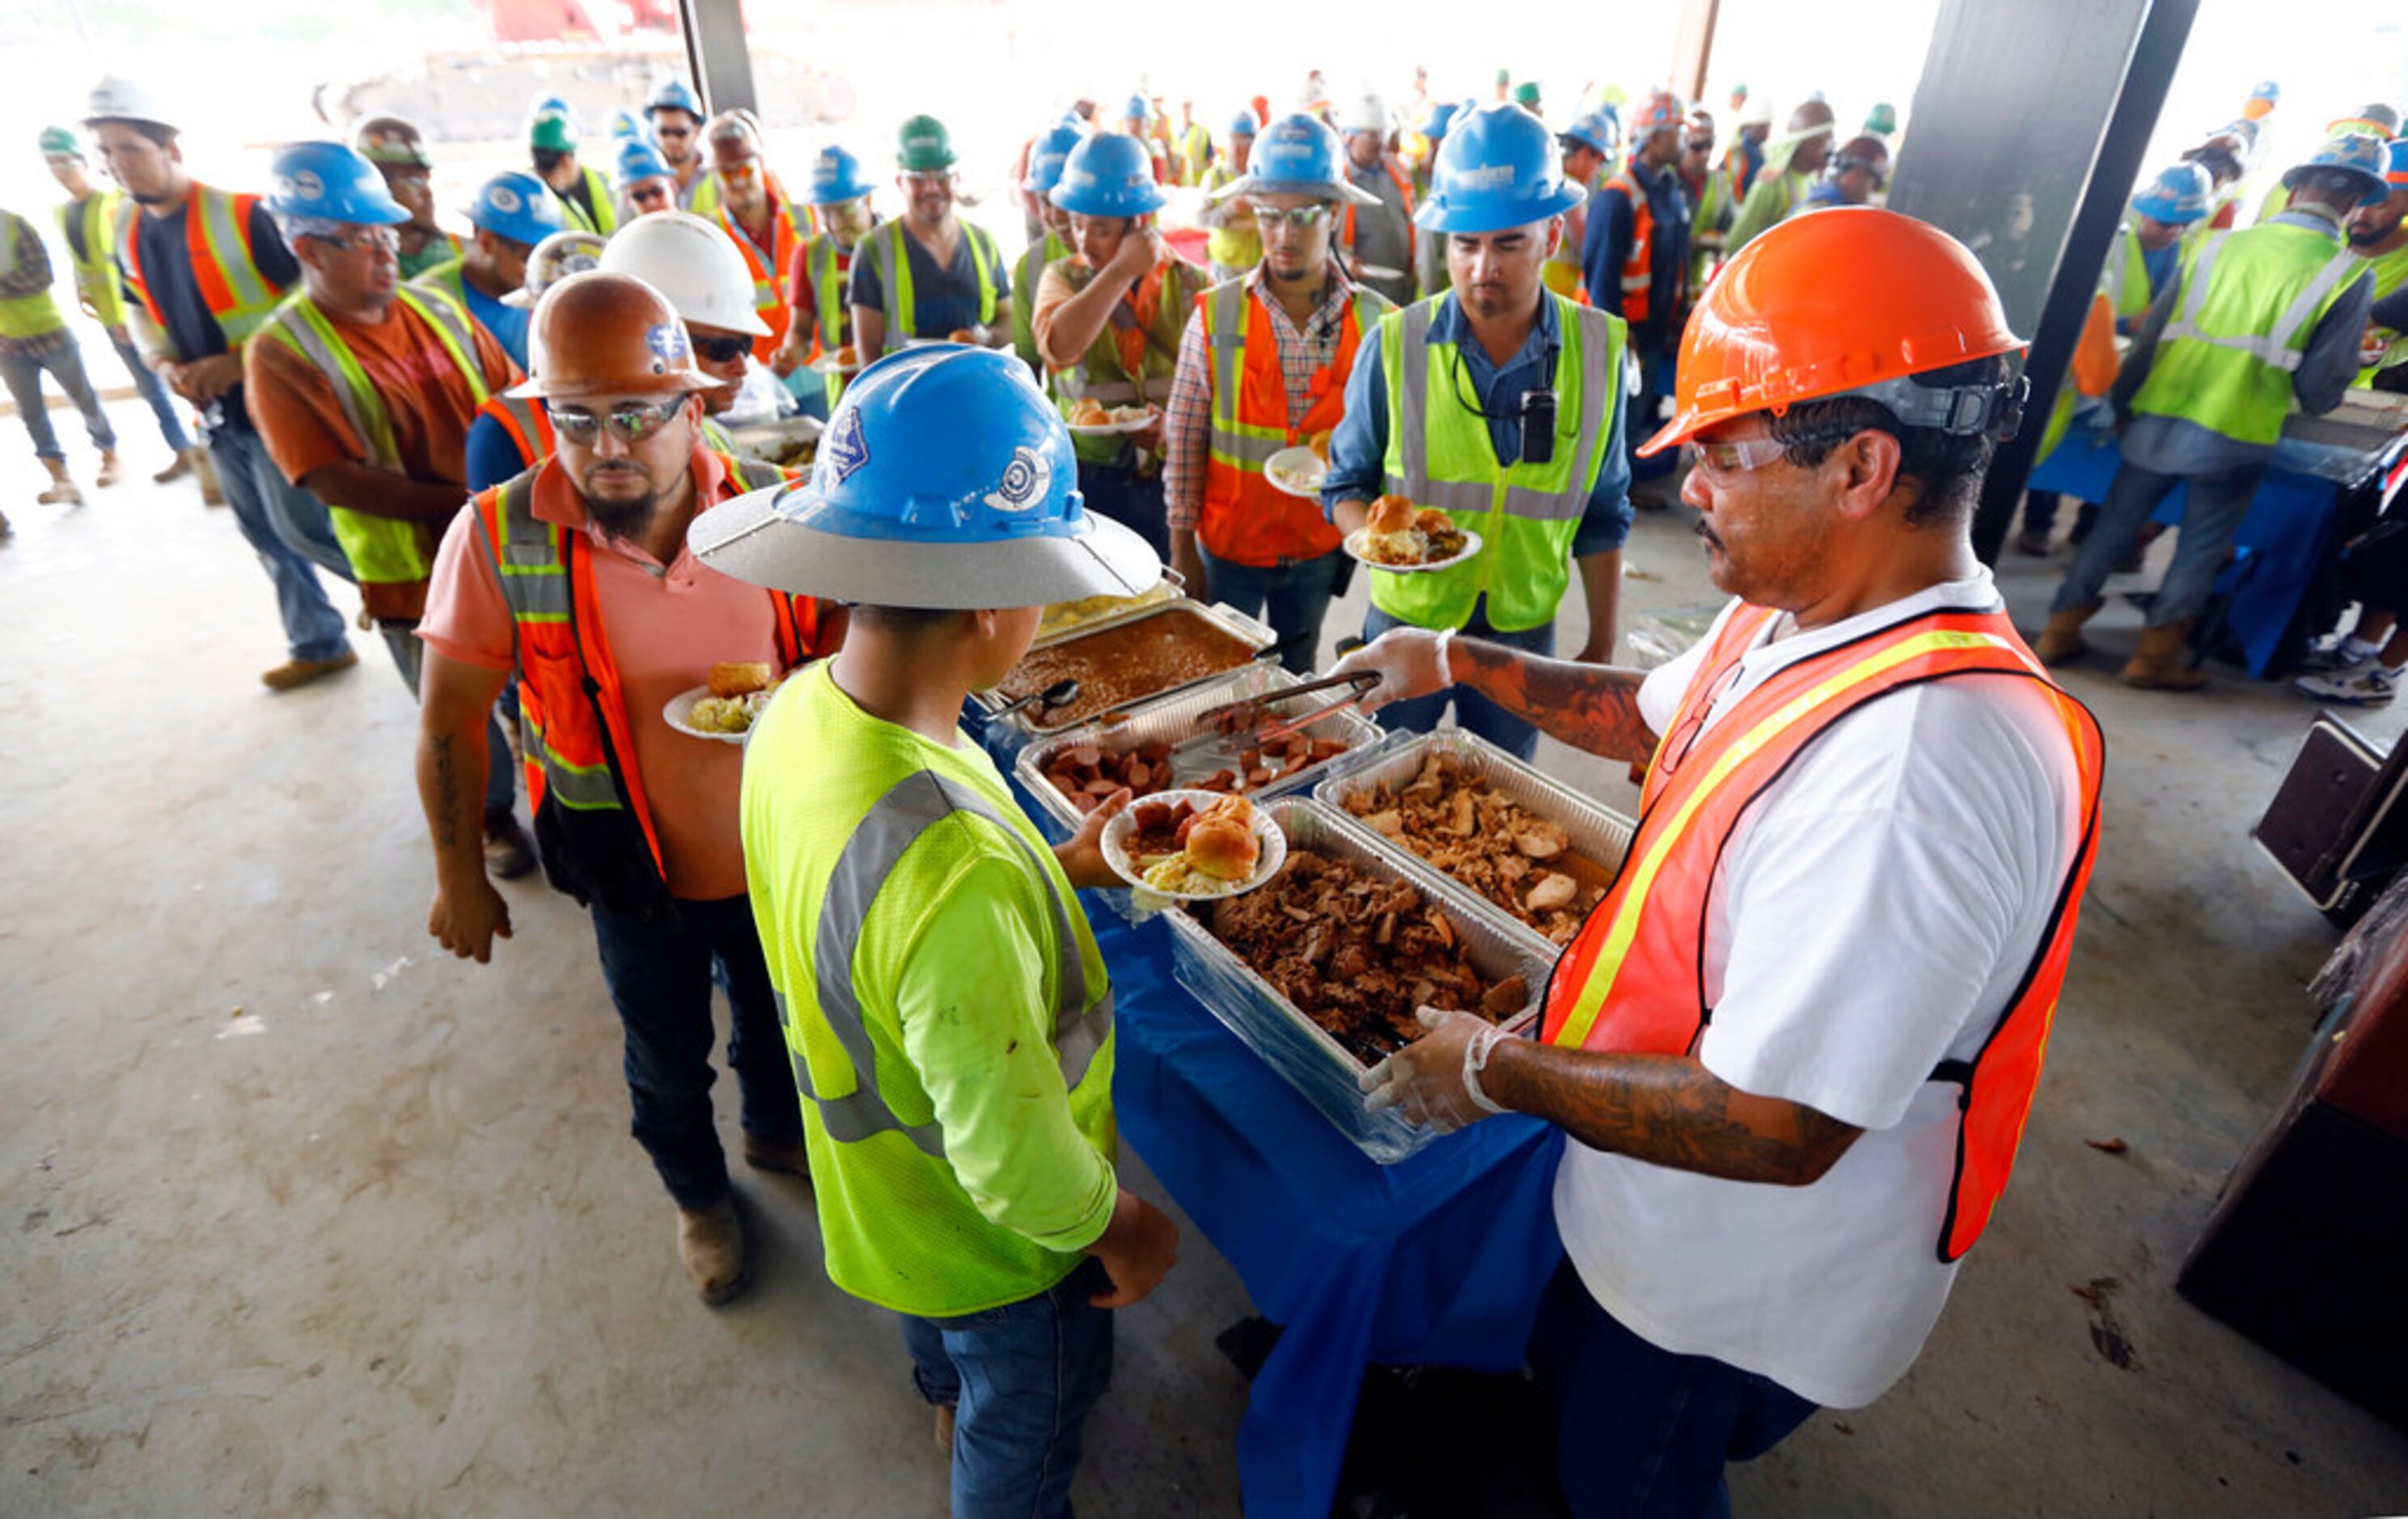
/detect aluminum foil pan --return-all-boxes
[1034,576,1182,645]
[1165,797,1555,1165]
[975,600,1279,740]
[1313,730,1636,961]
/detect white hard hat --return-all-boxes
[1346,94,1387,136]
[1738,95,1774,129]
[596,209,773,337]
[83,75,174,132]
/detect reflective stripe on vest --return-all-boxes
[478,391,554,472]
[1540,599,2105,1262]
[882,218,998,336]
[794,768,1114,1154]
[2138,222,2370,446]
[117,184,281,349]
[1602,175,1655,323]
[556,166,620,237]
[718,198,802,353]
[2099,221,2152,322]
[1373,292,1623,632]
[55,192,126,328]
[2160,230,2363,372]
[0,213,67,338]
[255,285,490,586]
[408,258,468,307]
[1340,156,1418,273]
[1051,257,1195,409]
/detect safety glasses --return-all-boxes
[543,397,685,445]
[1688,434,1792,481]
[716,161,762,185]
[1253,204,1331,231]
[307,227,399,255]
[689,332,753,363]
[902,170,957,190]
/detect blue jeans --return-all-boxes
[901,1256,1115,1519]
[1530,1259,1819,1519]
[1363,600,1555,760]
[0,340,115,461]
[108,331,193,453]
[1076,459,1169,564]
[587,894,805,1210]
[2052,459,2264,628]
[205,424,351,663]
[1200,546,1347,674]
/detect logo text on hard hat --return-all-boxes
[1457,163,1517,190]
[821,407,869,485]
[984,446,1051,514]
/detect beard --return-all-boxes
[586,490,658,539]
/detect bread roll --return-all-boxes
[948,328,980,344]
[1413,507,1454,537]
[708,661,774,698]
[1185,812,1261,881]
[1308,428,1334,461]
[1368,495,1416,536]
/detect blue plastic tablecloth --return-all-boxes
[2025,428,2342,676]
[1094,909,1565,1518]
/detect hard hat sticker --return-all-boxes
[822,407,869,485]
[489,184,523,215]
[645,322,692,370]
[984,446,1050,514]
[289,170,325,201]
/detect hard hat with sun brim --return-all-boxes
[1206,113,1381,206]
[596,209,773,337]
[265,142,413,226]
[506,270,724,401]
[691,345,1160,608]
[503,229,607,309]
[1049,133,1166,218]
[1416,103,1587,234]
[1640,207,2027,458]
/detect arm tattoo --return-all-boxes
[1487,1046,1863,1186]
[1451,640,1659,764]
[430,734,460,848]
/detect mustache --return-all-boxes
[1693,517,1723,549]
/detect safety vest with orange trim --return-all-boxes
[476,391,554,472]
[115,182,286,353]
[1540,599,2105,1263]
[1195,274,1390,566]
[1597,172,1660,324]
[472,453,826,920]
[716,193,808,362]
[1340,156,1417,282]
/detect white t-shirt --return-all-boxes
[1552,570,2084,1410]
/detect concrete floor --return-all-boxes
[5,453,2408,1517]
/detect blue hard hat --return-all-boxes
[1050,132,1166,217]
[2250,79,2280,104]
[688,345,1161,607]
[1124,94,1149,121]
[1229,111,1259,139]
[2129,162,2213,224]
[1022,124,1083,195]
[465,170,567,245]
[2284,133,2390,205]
[1426,102,1459,141]
[607,108,641,142]
[2386,138,2408,190]
[1416,102,1586,233]
[1210,113,1380,205]
[265,141,410,226]
[614,138,673,192]
[645,78,700,120]
[806,144,876,206]
[530,94,572,121]
[1561,108,1618,157]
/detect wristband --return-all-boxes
[1433,627,1457,690]
[1462,1022,1507,1114]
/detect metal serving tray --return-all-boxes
[975,600,1279,740]
[1014,664,1389,843]
[1313,730,1636,961]
[1165,798,1556,1164]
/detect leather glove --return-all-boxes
[1360,1006,1508,1134]
[1327,627,1454,715]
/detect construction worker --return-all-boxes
[774,145,882,400]
[1339,95,1417,306]
[2016,162,2212,557]
[2254,108,2397,229]
[849,115,1011,360]
[1513,80,1544,119]
[1727,92,1772,199]
[598,211,778,451]
[1121,94,1170,183]
[418,271,832,1302]
[1322,102,1632,761]
[689,344,1175,1513]
[1011,123,1081,374]
[615,138,679,221]
[0,201,120,514]
[461,230,604,491]
[700,112,806,363]
[1339,209,2101,1519]
[1547,108,1618,300]
[353,117,459,280]
[1864,100,1900,144]
[2347,139,2408,387]
[1032,132,1212,563]
[645,78,714,215]
[2184,129,2251,243]
[1725,99,1835,254]
[1197,113,1262,282]
[530,108,616,238]
[86,77,355,688]
[2038,133,2382,690]
[1166,114,1394,669]
[1174,99,1213,186]
[1411,104,1461,298]
[1788,134,1890,216]
[410,171,565,369]
[1680,109,1735,289]
[1586,91,1691,469]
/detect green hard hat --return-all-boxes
[1513,82,1542,108]
[898,113,956,171]
[39,125,82,158]
[529,110,578,154]
[1865,101,1898,136]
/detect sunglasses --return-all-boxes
[1253,204,1331,231]
[654,124,693,139]
[307,227,399,255]
[717,161,762,183]
[543,397,685,444]
[690,332,753,362]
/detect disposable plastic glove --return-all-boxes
[1327,627,1454,715]
[1359,1005,1508,1134]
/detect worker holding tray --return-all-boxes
[1335,210,2105,1517]
[692,344,1181,1518]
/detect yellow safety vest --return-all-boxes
[871,218,999,339]
[0,211,67,339]
[2352,243,2408,387]
[2134,222,2370,447]
[53,191,125,328]
[1012,227,1069,372]
[1045,253,1207,464]
[553,165,620,237]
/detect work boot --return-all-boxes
[36,459,82,506]
[2119,621,2208,691]
[95,450,123,488]
[742,1132,810,1180]
[677,1196,748,1305]
[152,450,193,485]
[933,1403,957,1453]
[2033,603,2099,666]
[2014,527,2053,556]
[189,446,225,506]
[482,811,537,880]
[260,649,360,691]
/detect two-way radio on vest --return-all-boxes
[1444,339,1565,466]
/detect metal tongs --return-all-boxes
[1166,671,1382,784]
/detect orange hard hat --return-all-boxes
[506,269,721,400]
[1640,206,2026,457]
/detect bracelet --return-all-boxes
[1434,627,1457,690]
[1462,1023,1507,1114]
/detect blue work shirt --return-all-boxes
[845,222,1013,341]
[464,410,528,493]
[1582,157,1692,351]
[1321,290,1632,557]
[459,277,529,370]
[127,197,300,433]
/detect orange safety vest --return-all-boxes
[1600,172,1657,324]
[116,182,286,351]
[717,193,806,362]
[472,454,826,919]
[1540,599,2105,1263]
[476,391,554,472]
[1341,156,1418,274]
[1196,277,1381,566]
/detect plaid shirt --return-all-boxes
[1163,261,1361,532]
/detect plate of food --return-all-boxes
[666,661,784,743]
[1103,791,1286,899]
[1356,263,1406,283]
[809,344,861,375]
[1344,495,1481,573]
[1067,399,1160,435]
[1264,440,1330,499]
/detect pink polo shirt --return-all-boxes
[417,446,777,902]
